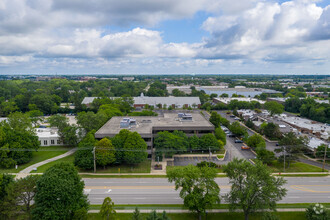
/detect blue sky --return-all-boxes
[0,0,329,74]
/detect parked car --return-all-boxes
[275,143,279,146]
[235,139,243,143]
[230,115,236,118]
[241,144,250,150]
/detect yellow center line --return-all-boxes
[290,185,330,193]
[85,185,232,190]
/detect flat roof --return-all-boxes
[95,113,214,138]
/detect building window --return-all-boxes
[57,140,60,145]
[44,140,48,145]
[51,140,55,145]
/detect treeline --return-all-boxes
[74,129,148,170]
[0,79,147,116]
[285,97,330,123]
[154,130,225,159]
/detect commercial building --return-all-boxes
[267,97,329,105]
[213,97,265,105]
[36,128,63,147]
[95,113,214,154]
[81,94,201,109]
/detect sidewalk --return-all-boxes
[15,148,77,179]
[88,208,308,213]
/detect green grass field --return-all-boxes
[87,212,306,220]
[31,153,75,173]
[268,160,325,173]
[0,146,70,173]
[31,154,151,174]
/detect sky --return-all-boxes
[0,0,329,75]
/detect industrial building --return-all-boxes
[95,113,214,154]
[82,94,201,109]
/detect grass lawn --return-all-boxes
[0,146,71,173]
[31,153,75,173]
[268,160,325,173]
[81,159,151,173]
[87,212,306,220]
[251,159,326,173]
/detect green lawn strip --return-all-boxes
[31,153,75,173]
[80,174,167,178]
[251,159,326,173]
[89,203,330,211]
[0,146,70,173]
[80,159,151,174]
[87,212,306,220]
[273,174,329,177]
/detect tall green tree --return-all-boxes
[264,101,284,116]
[96,138,116,169]
[2,175,39,219]
[277,132,308,168]
[32,162,89,220]
[209,112,221,128]
[0,174,14,218]
[229,122,247,137]
[167,165,220,220]
[199,134,221,151]
[111,129,131,164]
[74,130,97,170]
[215,127,226,145]
[99,197,116,220]
[223,158,287,220]
[246,134,265,150]
[123,132,148,164]
[77,111,108,133]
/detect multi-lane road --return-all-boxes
[84,177,330,204]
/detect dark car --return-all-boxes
[235,139,243,143]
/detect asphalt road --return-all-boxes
[84,177,330,204]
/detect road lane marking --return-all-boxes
[290,185,330,193]
[85,185,231,190]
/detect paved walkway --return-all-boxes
[16,148,77,179]
[88,208,309,213]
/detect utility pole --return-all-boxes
[322,144,328,172]
[209,147,211,167]
[93,147,96,173]
[283,146,286,173]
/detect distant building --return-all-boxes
[123,77,135,81]
[95,113,214,155]
[36,128,63,147]
[81,94,201,109]
[213,97,265,105]
[267,97,329,105]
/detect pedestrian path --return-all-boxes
[88,208,308,213]
[15,147,77,179]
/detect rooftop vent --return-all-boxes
[120,118,136,128]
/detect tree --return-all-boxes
[99,197,116,220]
[0,174,14,218]
[220,93,229,97]
[2,175,39,219]
[189,135,200,151]
[32,162,89,220]
[315,144,330,158]
[199,134,221,151]
[167,165,220,220]
[123,132,148,164]
[229,122,247,137]
[305,203,329,220]
[262,123,282,140]
[74,130,97,170]
[77,111,108,133]
[277,132,308,168]
[264,101,284,116]
[146,210,159,220]
[96,138,116,169]
[209,112,221,128]
[223,158,287,220]
[132,207,142,220]
[256,148,276,165]
[111,129,131,164]
[246,134,265,150]
[215,127,226,145]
